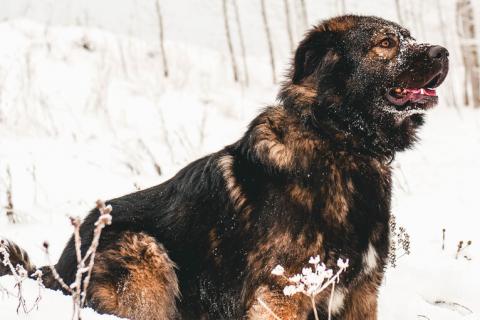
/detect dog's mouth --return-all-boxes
[386,87,438,109]
[385,70,446,110]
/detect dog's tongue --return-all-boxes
[387,87,437,106]
[404,88,437,99]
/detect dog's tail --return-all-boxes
[1,239,62,291]
[0,239,36,276]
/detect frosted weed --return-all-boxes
[261,256,349,320]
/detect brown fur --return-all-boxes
[87,232,179,320]
[0,240,35,275]
[247,286,311,320]
[323,16,357,32]
[341,275,382,320]
[249,106,324,173]
[288,184,314,211]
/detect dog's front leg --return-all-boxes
[246,286,311,320]
[339,279,379,320]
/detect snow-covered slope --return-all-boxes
[0,5,479,320]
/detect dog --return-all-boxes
[1,15,448,320]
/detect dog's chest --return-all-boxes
[277,157,391,268]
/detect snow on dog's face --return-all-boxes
[279,15,449,154]
[345,17,449,114]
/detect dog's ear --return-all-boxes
[292,28,338,84]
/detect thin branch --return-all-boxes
[223,0,239,82]
[283,0,295,52]
[299,0,308,29]
[232,0,249,86]
[155,0,169,77]
[260,0,277,84]
[256,298,282,320]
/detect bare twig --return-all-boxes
[299,0,308,29]
[394,0,403,25]
[388,215,411,267]
[232,0,249,86]
[80,200,112,307]
[256,298,282,320]
[155,0,169,77]
[223,0,239,82]
[0,240,42,314]
[283,0,295,52]
[455,240,463,259]
[42,200,113,320]
[455,240,472,260]
[138,139,162,175]
[260,0,277,84]
[43,242,72,293]
[456,0,480,107]
[433,300,473,315]
[5,166,16,223]
[442,228,446,251]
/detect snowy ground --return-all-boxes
[0,16,479,320]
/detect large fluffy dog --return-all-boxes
[1,15,448,319]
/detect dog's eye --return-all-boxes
[379,38,394,48]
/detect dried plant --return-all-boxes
[43,199,112,320]
[0,240,43,314]
[4,166,16,223]
[442,228,446,251]
[264,256,349,320]
[388,215,411,268]
[155,0,169,77]
[232,0,249,86]
[222,0,239,82]
[260,0,277,84]
[455,240,472,260]
[456,0,480,107]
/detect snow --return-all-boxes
[0,1,479,319]
[0,276,122,319]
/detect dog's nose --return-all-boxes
[428,45,449,60]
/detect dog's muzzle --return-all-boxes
[386,45,449,108]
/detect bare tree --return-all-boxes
[5,166,15,223]
[435,2,459,107]
[394,0,404,25]
[223,0,239,82]
[299,0,308,30]
[261,0,277,84]
[456,0,480,107]
[339,0,347,15]
[232,0,250,86]
[138,139,162,176]
[283,0,295,52]
[155,0,169,77]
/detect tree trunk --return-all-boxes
[283,0,295,52]
[261,0,277,84]
[456,0,480,107]
[394,0,403,25]
[232,0,249,86]
[155,0,169,77]
[299,0,308,29]
[223,0,239,82]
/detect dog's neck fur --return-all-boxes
[277,81,420,162]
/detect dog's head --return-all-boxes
[279,15,449,156]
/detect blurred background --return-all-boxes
[0,1,479,319]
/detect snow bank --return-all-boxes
[0,276,121,319]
